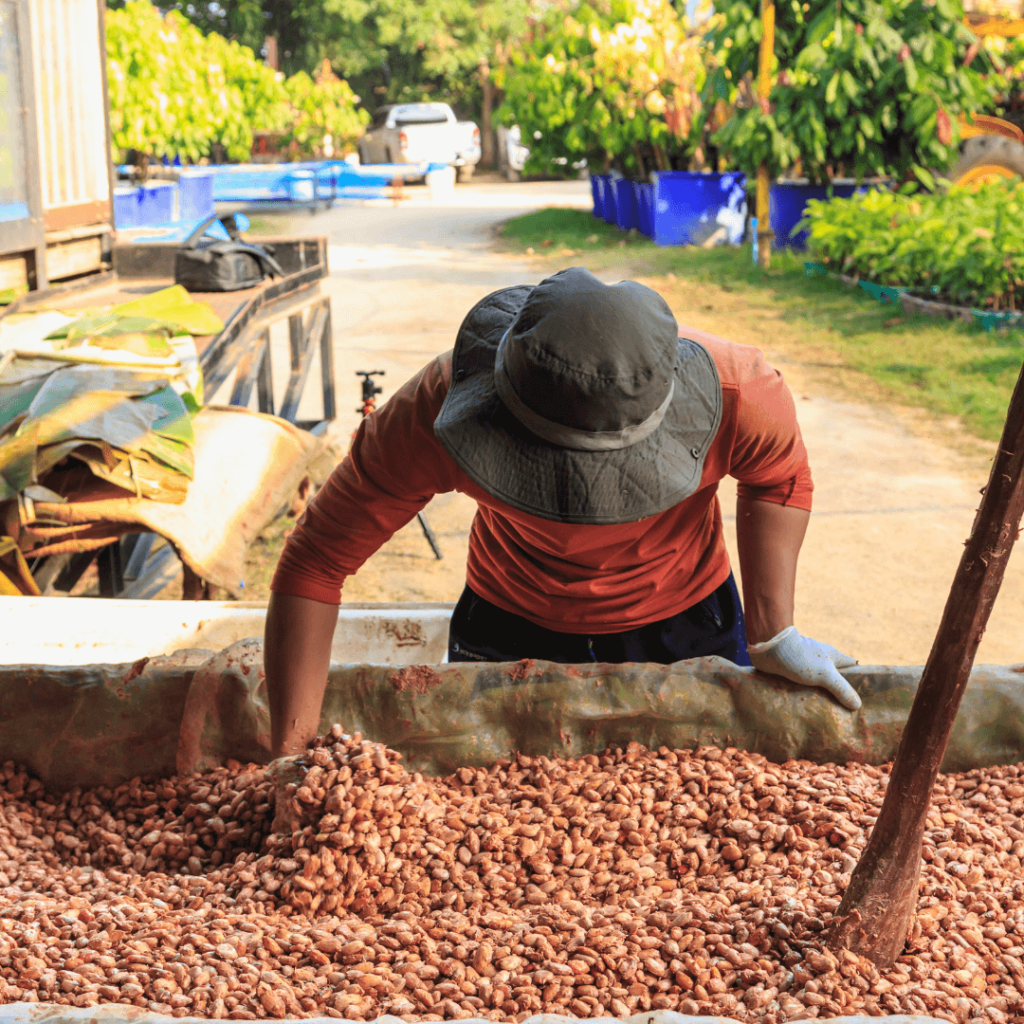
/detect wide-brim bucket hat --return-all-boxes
[434,267,722,525]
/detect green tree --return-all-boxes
[107,0,289,164]
[706,0,997,185]
[121,0,531,125]
[496,0,705,177]
[283,66,370,158]
[106,0,366,165]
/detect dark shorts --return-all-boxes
[448,573,751,666]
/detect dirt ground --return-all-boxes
[237,179,1022,668]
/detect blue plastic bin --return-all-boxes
[593,175,615,224]
[651,171,747,247]
[634,182,655,238]
[113,187,139,229]
[769,180,860,249]
[590,174,607,218]
[614,178,641,232]
[178,171,215,221]
[287,170,316,202]
[140,182,176,225]
[112,181,177,229]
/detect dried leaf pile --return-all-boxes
[1,728,1024,1023]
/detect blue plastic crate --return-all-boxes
[590,174,606,218]
[178,171,215,221]
[112,181,177,228]
[634,182,654,238]
[651,171,747,247]
[770,180,862,250]
[614,178,641,232]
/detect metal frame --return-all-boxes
[87,288,338,598]
[2,0,47,288]
[17,272,337,600]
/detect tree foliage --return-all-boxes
[706,0,996,184]
[496,0,705,177]
[106,0,366,163]
[107,0,288,162]
[283,65,369,157]
[125,0,531,120]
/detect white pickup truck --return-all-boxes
[357,103,481,182]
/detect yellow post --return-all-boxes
[756,0,775,268]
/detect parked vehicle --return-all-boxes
[497,125,530,182]
[358,103,481,182]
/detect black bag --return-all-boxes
[174,214,284,292]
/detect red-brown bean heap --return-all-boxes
[1,729,1024,1024]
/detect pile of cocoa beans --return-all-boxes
[0,730,1023,1024]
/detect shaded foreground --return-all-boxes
[0,732,1022,1022]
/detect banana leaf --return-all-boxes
[0,287,219,504]
[61,314,177,357]
[0,367,194,503]
[0,536,40,597]
[109,284,223,337]
[44,285,223,340]
[55,443,190,503]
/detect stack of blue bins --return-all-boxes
[591,171,748,247]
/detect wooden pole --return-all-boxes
[828,358,1024,967]
[756,0,775,268]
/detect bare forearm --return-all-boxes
[735,497,809,644]
[264,592,339,758]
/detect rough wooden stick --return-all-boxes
[828,358,1024,967]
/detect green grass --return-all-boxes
[499,208,1024,443]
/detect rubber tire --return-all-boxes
[456,164,474,184]
[951,135,1024,182]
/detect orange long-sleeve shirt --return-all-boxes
[272,330,812,633]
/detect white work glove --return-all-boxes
[747,626,861,711]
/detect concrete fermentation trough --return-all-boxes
[2,612,1024,1024]
[0,598,453,666]
[2,621,1024,788]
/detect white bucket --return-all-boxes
[426,165,456,201]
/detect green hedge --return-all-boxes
[802,181,1024,311]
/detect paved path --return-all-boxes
[258,179,1023,668]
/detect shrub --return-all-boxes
[803,182,1024,310]
[107,0,367,165]
[282,66,370,159]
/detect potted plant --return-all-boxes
[705,0,996,248]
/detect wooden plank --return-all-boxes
[279,301,328,423]
[43,199,112,233]
[229,328,271,410]
[45,236,104,281]
[0,256,29,292]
